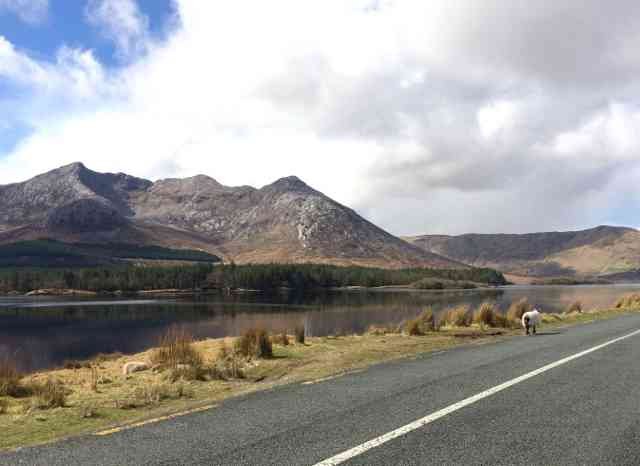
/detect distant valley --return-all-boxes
[405,226,640,280]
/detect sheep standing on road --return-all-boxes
[522,308,541,335]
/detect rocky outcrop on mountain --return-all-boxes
[405,226,640,277]
[0,163,459,268]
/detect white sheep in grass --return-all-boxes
[521,309,541,335]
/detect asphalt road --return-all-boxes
[4,313,640,465]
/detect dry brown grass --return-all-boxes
[0,398,8,415]
[271,332,290,346]
[442,306,472,327]
[213,343,245,380]
[473,303,516,328]
[29,378,67,410]
[473,302,497,326]
[506,298,531,321]
[150,328,204,369]
[0,357,22,398]
[615,294,640,309]
[367,325,397,336]
[235,328,273,359]
[565,301,583,314]
[406,308,438,335]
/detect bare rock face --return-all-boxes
[46,198,128,232]
[0,163,459,268]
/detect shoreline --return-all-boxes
[1,301,639,451]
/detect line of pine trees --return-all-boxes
[0,263,506,293]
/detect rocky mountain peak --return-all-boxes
[0,162,461,269]
[264,176,316,195]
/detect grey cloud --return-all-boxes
[260,1,640,234]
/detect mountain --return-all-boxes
[404,226,640,279]
[0,163,458,269]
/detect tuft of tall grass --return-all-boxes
[235,328,273,359]
[506,298,531,321]
[272,332,290,346]
[213,343,245,380]
[0,398,8,415]
[0,357,22,398]
[565,301,583,314]
[367,325,396,336]
[89,366,99,392]
[442,306,472,327]
[406,308,438,335]
[473,302,497,327]
[615,294,640,309]
[151,327,204,369]
[30,378,67,410]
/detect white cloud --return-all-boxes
[0,0,47,24]
[3,0,640,235]
[477,100,519,140]
[85,0,149,59]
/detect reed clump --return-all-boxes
[213,343,245,380]
[406,308,438,336]
[0,357,22,398]
[506,298,531,321]
[615,294,640,309]
[441,306,472,328]
[473,302,497,327]
[565,301,583,314]
[234,327,273,359]
[151,328,204,369]
[272,332,290,346]
[30,378,67,410]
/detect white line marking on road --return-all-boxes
[314,328,640,466]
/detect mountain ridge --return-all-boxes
[405,225,640,278]
[0,163,459,269]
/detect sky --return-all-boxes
[1,0,640,236]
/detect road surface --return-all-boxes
[4,313,640,465]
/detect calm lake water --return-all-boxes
[2,284,639,372]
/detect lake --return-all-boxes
[1,284,639,372]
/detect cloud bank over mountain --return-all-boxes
[1,0,640,235]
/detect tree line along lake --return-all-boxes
[1,284,639,372]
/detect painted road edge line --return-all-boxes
[313,328,640,466]
[95,404,217,436]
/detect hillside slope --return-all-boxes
[0,163,459,269]
[404,226,640,278]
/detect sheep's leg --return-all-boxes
[525,322,530,335]
[533,325,536,335]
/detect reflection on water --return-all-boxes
[1,284,639,372]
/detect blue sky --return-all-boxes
[0,1,173,66]
[0,1,639,235]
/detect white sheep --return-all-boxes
[521,309,541,335]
